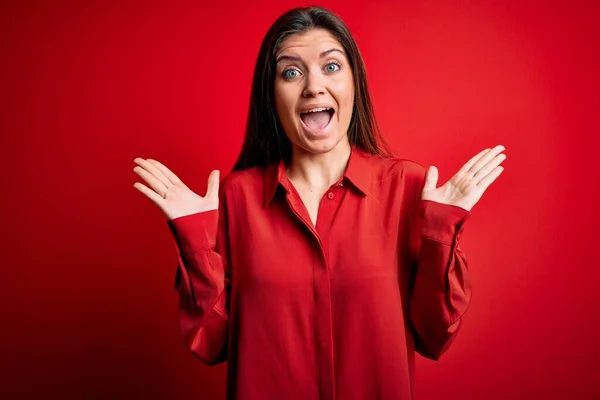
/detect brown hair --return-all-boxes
[233,6,392,171]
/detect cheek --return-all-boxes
[274,83,295,118]
[330,78,354,136]
[331,79,355,116]
[274,82,284,114]
[274,84,300,139]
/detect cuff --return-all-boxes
[167,209,218,255]
[420,199,472,245]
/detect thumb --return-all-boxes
[206,169,220,198]
[423,166,438,191]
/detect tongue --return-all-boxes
[301,111,330,130]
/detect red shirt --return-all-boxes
[167,146,472,399]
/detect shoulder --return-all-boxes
[368,154,427,185]
[220,166,263,194]
[217,166,266,207]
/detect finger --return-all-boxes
[473,153,507,184]
[133,158,171,190]
[146,159,183,185]
[457,148,490,175]
[133,166,169,197]
[468,145,505,175]
[476,166,504,191]
[206,170,220,199]
[133,182,166,207]
[423,166,438,191]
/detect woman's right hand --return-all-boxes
[133,158,219,221]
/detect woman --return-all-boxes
[133,6,506,400]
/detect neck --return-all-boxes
[286,139,352,192]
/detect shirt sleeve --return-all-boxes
[407,166,473,361]
[166,185,231,366]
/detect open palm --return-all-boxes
[133,158,219,220]
[421,145,506,212]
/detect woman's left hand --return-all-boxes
[421,145,507,212]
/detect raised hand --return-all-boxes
[133,158,220,220]
[421,145,506,212]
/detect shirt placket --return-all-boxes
[287,182,345,400]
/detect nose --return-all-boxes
[302,69,326,98]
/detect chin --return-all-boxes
[297,131,348,155]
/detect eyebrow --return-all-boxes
[275,48,345,63]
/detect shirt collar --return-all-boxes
[263,146,373,207]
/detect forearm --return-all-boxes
[168,209,230,365]
[409,199,472,360]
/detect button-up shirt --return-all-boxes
[167,146,472,399]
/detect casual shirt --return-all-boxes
[167,146,473,399]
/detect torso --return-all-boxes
[219,154,428,399]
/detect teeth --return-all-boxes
[302,107,331,113]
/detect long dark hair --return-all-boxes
[233,6,392,171]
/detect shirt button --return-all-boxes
[327,192,334,200]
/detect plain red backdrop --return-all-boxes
[1,0,598,398]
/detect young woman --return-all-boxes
[133,6,506,400]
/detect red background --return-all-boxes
[2,0,598,398]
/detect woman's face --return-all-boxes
[274,28,354,156]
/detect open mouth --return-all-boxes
[299,107,334,131]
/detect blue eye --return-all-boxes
[325,62,340,73]
[283,69,301,80]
